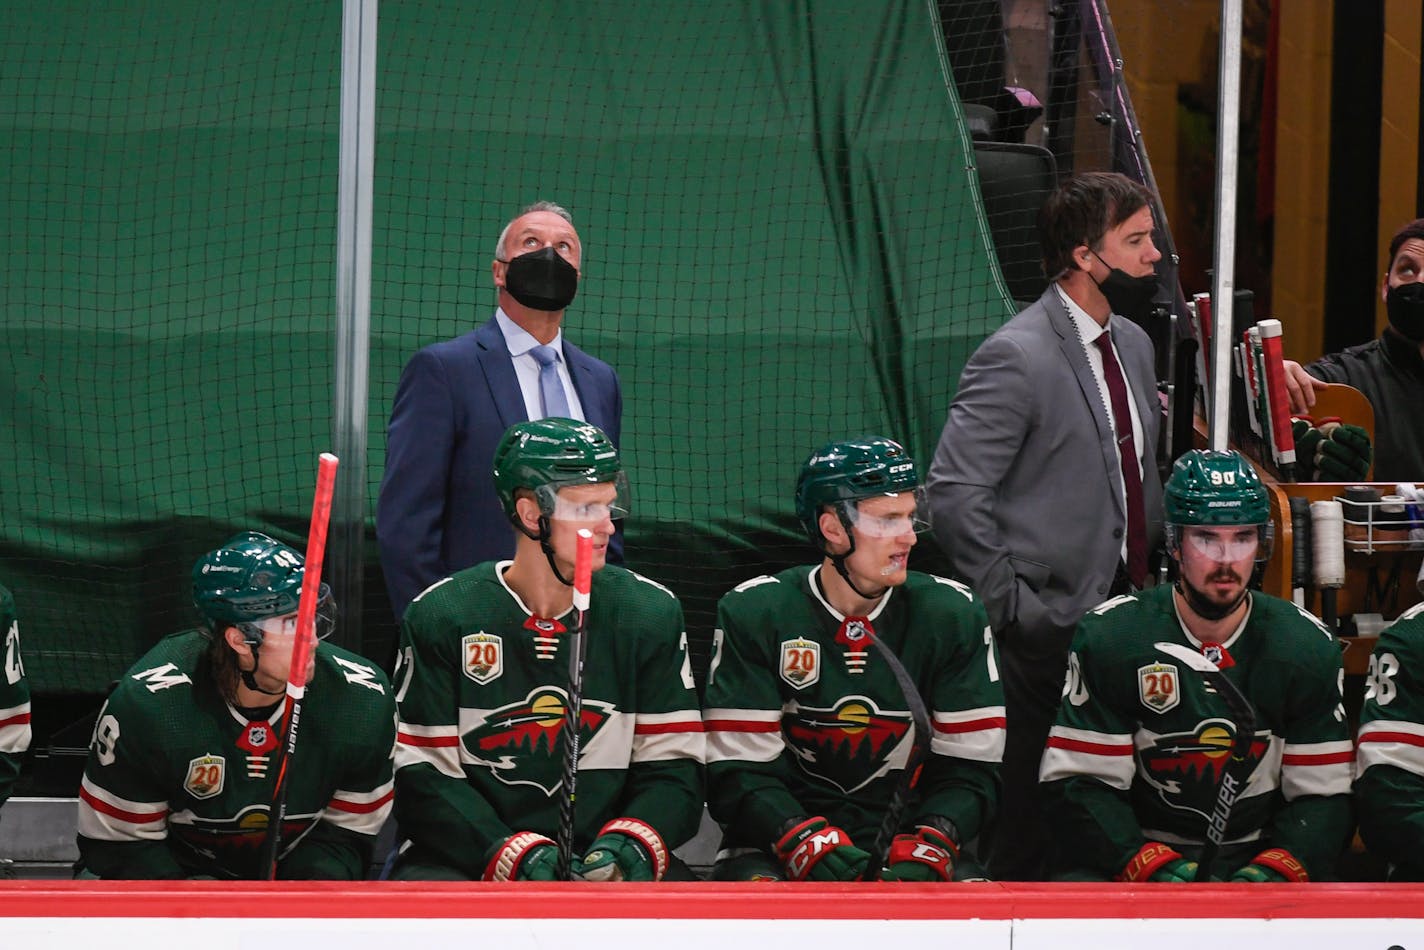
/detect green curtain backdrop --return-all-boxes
[1,0,1014,698]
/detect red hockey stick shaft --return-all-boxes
[261,452,338,880]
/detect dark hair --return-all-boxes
[1038,172,1155,279]
[1387,218,1424,268]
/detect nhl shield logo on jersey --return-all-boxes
[463,687,614,795]
[1137,662,1180,713]
[779,638,821,689]
[462,632,504,684]
[184,754,226,800]
[783,695,909,794]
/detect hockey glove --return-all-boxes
[1292,416,1371,481]
[483,831,561,881]
[1313,420,1372,481]
[1119,842,1199,883]
[774,816,869,882]
[1230,848,1308,883]
[571,817,669,882]
[880,824,959,882]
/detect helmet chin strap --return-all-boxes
[239,645,287,697]
[1175,578,1249,623]
[537,514,575,587]
[827,510,886,601]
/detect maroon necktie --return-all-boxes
[1095,330,1147,588]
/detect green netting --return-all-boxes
[1,0,1014,699]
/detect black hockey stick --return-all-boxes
[862,627,933,880]
[1154,641,1257,882]
[555,529,595,881]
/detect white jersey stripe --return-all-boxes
[1359,720,1424,776]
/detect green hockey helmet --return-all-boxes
[492,417,629,524]
[795,436,928,549]
[192,531,334,644]
[1164,449,1273,561]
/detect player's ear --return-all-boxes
[221,625,251,657]
[515,494,543,533]
[819,507,849,547]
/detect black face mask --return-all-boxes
[1386,281,1424,343]
[1091,251,1159,321]
[502,246,579,312]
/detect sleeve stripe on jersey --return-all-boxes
[395,723,463,778]
[1281,740,1355,799]
[1358,721,1424,746]
[633,722,704,734]
[0,703,30,753]
[0,703,30,727]
[707,730,784,764]
[1044,735,1133,756]
[77,777,169,841]
[1039,726,1136,789]
[1281,750,1355,766]
[933,711,1007,733]
[327,782,396,814]
[1358,726,1424,776]
[397,727,459,747]
[632,730,706,765]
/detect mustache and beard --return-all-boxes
[1178,565,1249,622]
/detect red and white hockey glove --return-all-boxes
[774,816,869,882]
[483,831,560,881]
[1230,848,1308,883]
[1118,841,1199,883]
[880,824,960,882]
[572,817,669,882]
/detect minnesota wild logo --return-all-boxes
[783,695,910,794]
[1139,719,1269,821]
[463,686,613,795]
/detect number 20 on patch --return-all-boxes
[780,638,821,689]
[1138,662,1179,713]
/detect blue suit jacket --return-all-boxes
[376,316,622,617]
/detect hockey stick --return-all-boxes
[259,452,338,880]
[1154,641,1257,882]
[555,528,595,881]
[863,628,933,880]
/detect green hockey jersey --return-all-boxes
[76,630,396,879]
[1356,600,1424,879]
[392,562,704,877]
[703,565,1004,849]
[0,584,32,811]
[1041,585,1353,880]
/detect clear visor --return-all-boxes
[538,473,631,524]
[237,593,336,643]
[1170,524,1273,563]
[841,488,931,539]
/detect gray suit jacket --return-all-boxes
[926,286,1163,659]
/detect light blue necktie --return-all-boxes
[529,344,572,419]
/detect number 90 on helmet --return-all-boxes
[492,417,630,524]
[795,436,929,549]
[1163,449,1274,561]
[191,531,335,645]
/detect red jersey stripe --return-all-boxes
[327,789,395,815]
[79,786,169,826]
[1046,736,1133,756]
[397,731,459,748]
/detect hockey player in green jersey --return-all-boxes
[390,418,704,881]
[1040,449,1353,882]
[704,436,1004,881]
[1356,601,1424,880]
[75,533,396,879]
[1,584,32,816]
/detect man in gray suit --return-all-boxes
[926,172,1165,879]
